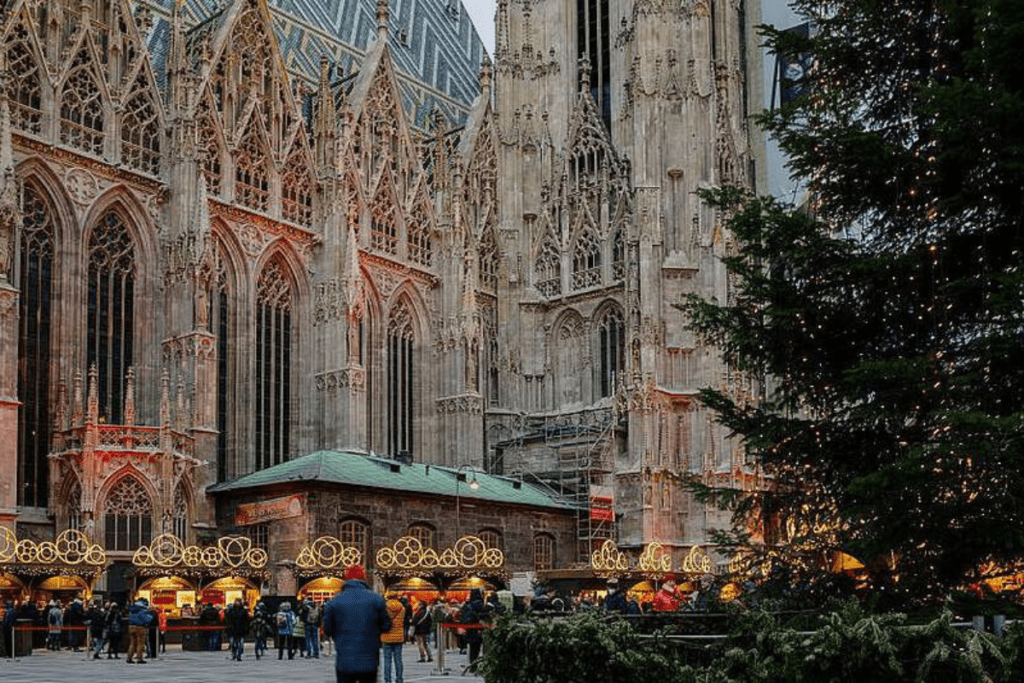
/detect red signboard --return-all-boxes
[590,495,614,522]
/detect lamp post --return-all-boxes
[455,464,480,540]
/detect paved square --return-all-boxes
[2,642,482,683]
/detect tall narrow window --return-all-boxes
[87,212,135,424]
[387,300,414,457]
[67,480,82,532]
[598,307,625,398]
[212,244,232,481]
[60,50,105,155]
[17,182,54,508]
[104,476,152,552]
[534,533,555,571]
[235,129,270,212]
[255,260,292,470]
[577,0,611,131]
[172,485,189,540]
[120,79,161,176]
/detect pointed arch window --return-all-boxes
[255,260,292,470]
[104,476,153,552]
[211,241,234,481]
[371,190,398,255]
[60,51,105,156]
[4,28,44,134]
[87,212,135,424]
[407,202,433,267]
[577,0,611,131]
[235,129,270,212]
[597,307,625,398]
[387,299,414,457]
[17,182,54,508]
[536,234,561,298]
[571,228,601,290]
[281,149,314,227]
[120,84,161,176]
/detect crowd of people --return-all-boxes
[1,570,508,678]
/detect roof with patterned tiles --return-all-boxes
[139,0,488,127]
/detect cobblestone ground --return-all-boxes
[1,642,483,683]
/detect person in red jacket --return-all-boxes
[651,579,681,612]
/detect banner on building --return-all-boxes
[234,494,304,526]
[589,485,615,522]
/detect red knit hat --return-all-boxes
[343,564,366,581]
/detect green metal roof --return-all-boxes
[208,450,574,511]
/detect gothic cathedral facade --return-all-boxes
[0,0,762,571]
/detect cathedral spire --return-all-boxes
[376,0,390,41]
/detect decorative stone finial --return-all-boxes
[376,0,389,40]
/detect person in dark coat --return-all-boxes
[87,599,106,659]
[459,589,491,666]
[250,602,272,659]
[322,564,391,683]
[225,598,250,661]
[411,600,433,663]
[66,597,85,652]
[603,578,627,613]
[105,603,123,658]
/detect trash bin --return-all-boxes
[14,619,33,656]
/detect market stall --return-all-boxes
[132,533,269,614]
[375,535,507,602]
[294,536,362,604]
[0,528,107,604]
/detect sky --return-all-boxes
[462,0,496,56]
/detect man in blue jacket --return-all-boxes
[322,565,391,683]
[126,597,155,664]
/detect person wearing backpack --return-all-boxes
[303,598,321,659]
[250,602,272,659]
[275,601,296,660]
[46,601,62,651]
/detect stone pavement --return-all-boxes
[1,642,484,683]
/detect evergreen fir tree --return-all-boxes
[686,0,1024,604]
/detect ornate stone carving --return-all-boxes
[65,168,99,206]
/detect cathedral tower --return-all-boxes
[488,0,762,564]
